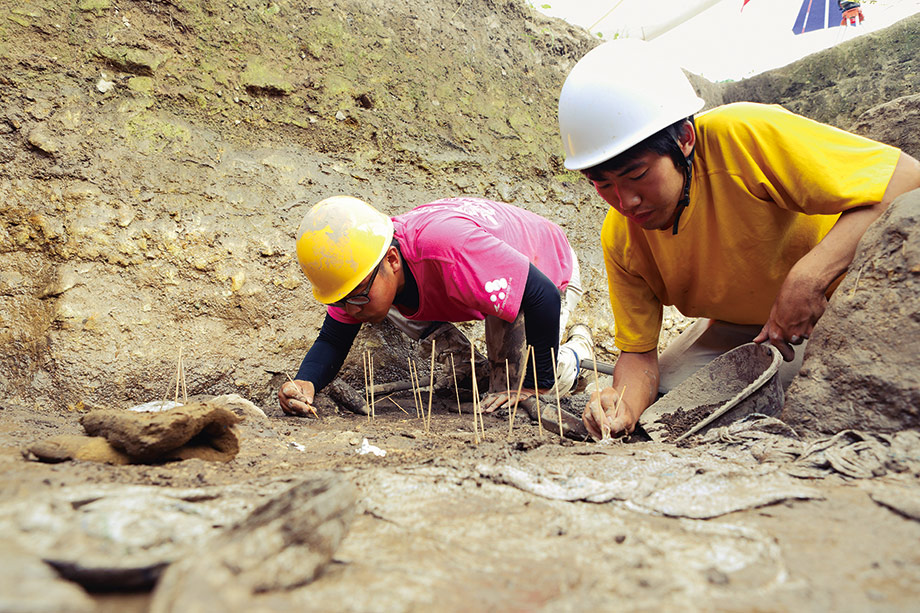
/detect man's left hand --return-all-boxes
[480,388,540,413]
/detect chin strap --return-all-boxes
[671,149,695,235]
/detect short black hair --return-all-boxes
[582,117,694,182]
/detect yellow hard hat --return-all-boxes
[295,196,394,304]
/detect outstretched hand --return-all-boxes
[279,380,318,417]
[480,389,537,413]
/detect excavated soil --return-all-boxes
[5,392,920,612]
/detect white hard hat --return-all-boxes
[558,39,705,171]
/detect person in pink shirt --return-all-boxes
[279,195,594,417]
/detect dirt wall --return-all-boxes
[722,12,920,154]
[1,1,918,414]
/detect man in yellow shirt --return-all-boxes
[557,39,920,440]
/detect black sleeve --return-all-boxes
[520,263,561,389]
[295,314,361,392]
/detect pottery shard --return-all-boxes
[80,402,242,462]
[149,473,357,613]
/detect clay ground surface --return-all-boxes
[3,394,920,612]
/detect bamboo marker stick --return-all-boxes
[414,360,424,419]
[409,359,421,418]
[174,346,183,404]
[507,348,530,437]
[386,395,409,415]
[180,349,188,403]
[364,351,370,421]
[477,377,485,435]
[505,358,512,413]
[449,353,461,415]
[550,347,563,441]
[506,358,513,434]
[531,345,543,437]
[473,348,485,435]
[426,339,436,432]
[369,352,376,421]
[470,344,480,444]
[591,354,601,393]
[182,346,188,404]
[407,358,418,418]
[413,360,424,419]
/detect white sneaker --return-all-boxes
[554,324,595,394]
[564,324,594,363]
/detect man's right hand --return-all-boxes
[582,350,659,441]
[584,386,637,440]
[279,380,318,417]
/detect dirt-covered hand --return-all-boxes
[480,389,535,413]
[279,380,318,417]
[753,273,826,361]
[584,386,636,441]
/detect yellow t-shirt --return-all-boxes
[602,102,900,353]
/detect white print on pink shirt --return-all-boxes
[327,198,574,325]
[485,277,509,313]
[402,199,499,226]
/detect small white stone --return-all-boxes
[356,438,386,457]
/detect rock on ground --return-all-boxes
[149,473,356,613]
[0,479,297,590]
[783,189,920,434]
[79,402,242,462]
[850,93,920,161]
[0,540,95,613]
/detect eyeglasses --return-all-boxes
[329,263,381,307]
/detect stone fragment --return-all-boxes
[80,402,242,462]
[0,480,296,590]
[782,190,920,435]
[95,46,163,76]
[149,474,356,612]
[27,126,58,154]
[127,76,154,94]
[26,434,130,464]
[97,76,114,92]
[0,541,95,613]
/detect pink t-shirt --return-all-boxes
[328,197,574,324]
